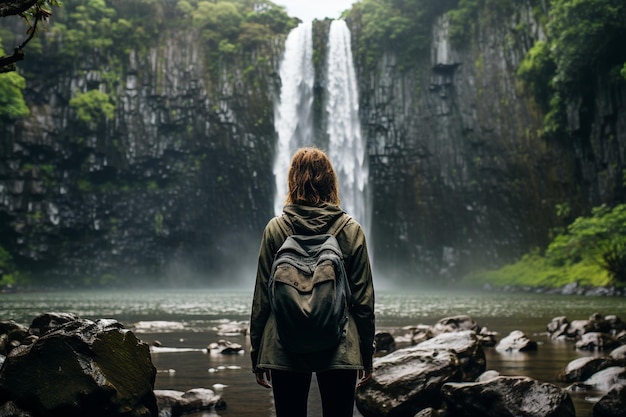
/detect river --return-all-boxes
[1,288,624,417]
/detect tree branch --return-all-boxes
[0,2,44,73]
[0,0,38,17]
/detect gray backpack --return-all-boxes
[269,214,352,353]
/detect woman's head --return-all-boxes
[286,147,340,206]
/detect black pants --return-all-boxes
[271,369,358,417]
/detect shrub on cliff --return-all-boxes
[466,204,626,289]
[0,69,29,118]
[518,0,626,136]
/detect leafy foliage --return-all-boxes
[518,0,626,135]
[548,0,626,91]
[0,37,29,118]
[447,0,515,46]
[0,69,29,118]
[0,246,17,286]
[69,90,115,125]
[0,0,61,72]
[447,0,481,45]
[516,41,555,113]
[184,0,297,80]
[466,204,626,288]
[348,0,456,71]
[546,204,626,282]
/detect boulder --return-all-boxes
[155,388,225,417]
[0,321,29,356]
[441,376,575,417]
[432,316,478,335]
[567,320,589,338]
[28,312,81,336]
[476,370,501,382]
[547,316,569,337]
[0,316,157,417]
[409,325,434,345]
[495,330,538,353]
[416,331,486,381]
[586,313,613,334]
[594,384,626,417]
[575,332,621,351]
[557,357,619,382]
[605,315,626,334]
[477,327,498,347]
[0,401,33,416]
[609,344,626,361]
[582,367,626,391]
[549,314,625,341]
[207,339,243,354]
[374,332,396,353]
[355,347,460,417]
[356,330,485,417]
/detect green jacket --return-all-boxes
[250,203,375,373]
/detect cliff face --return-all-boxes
[0,24,281,286]
[355,4,626,282]
[1,2,625,286]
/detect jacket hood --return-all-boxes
[282,203,345,235]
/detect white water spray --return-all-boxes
[272,20,369,237]
[326,20,369,233]
[273,22,315,216]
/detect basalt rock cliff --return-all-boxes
[0,2,624,286]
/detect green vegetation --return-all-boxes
[446,0,480,45]
[69,90,115,125]
[516,41,555,113]
[186,0,297,83]
[19,0,297,101]
[0,69,29,118]
[0,37,29,118]
[465,204,626,289]
[348,0,456,70]
[0,246,17,286]
[517,0,626,135]
[347,0,518,71]
[447,0,515,46]
[0,0,61,72]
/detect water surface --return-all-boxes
[2,288,624,416]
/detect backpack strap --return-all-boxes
[327,213,351,237]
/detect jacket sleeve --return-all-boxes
[249,219,282,371]
[342,221,375,370]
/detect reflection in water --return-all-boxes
[1,289,624,417]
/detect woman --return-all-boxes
[250,147,375,417]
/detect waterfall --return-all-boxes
[272,20,369,238]
[273,22,315,216]
[326,20,369,233]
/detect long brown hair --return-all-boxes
[286,147,340,206]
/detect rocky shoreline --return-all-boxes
[1,311,625,416]
[479,282,626,297]
[0,313,225,417]
[358,313,626,417]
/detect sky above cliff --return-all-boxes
[276,0,356,22]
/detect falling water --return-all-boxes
[326,20,370,233]
[273,22,315,216]
[272,20,369,237]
